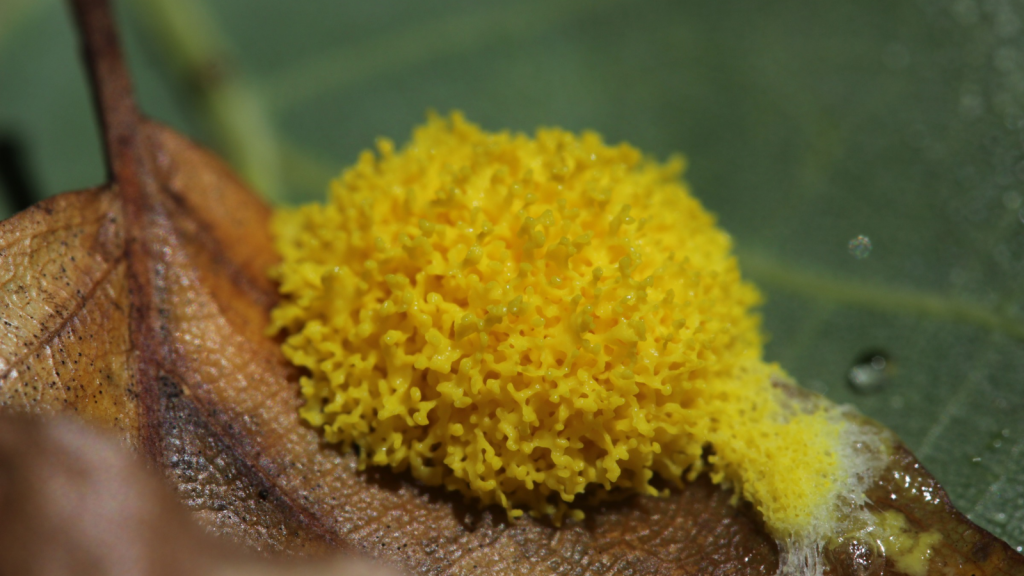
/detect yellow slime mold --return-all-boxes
[269,113,886,570]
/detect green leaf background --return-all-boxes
[1,0,1022,552]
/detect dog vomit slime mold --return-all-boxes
[269,113,905,576]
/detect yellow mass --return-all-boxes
[268,113,885,564]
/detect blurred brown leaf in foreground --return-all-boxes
[0,414,221,576]
[0,1,1022,575]
[0,414,394,576]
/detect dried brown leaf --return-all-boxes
[0,414,398,576]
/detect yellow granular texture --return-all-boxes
[269,112,848,539]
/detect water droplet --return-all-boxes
[972,456,983,463]
[848,349,891,393]
[992,512,1008,524]
[848,235,872,259]
[1001,428,1011,438]
[1019,206,1024,224]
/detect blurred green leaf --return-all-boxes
[1,0,1021,552]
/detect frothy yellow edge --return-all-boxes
[268,112,919,575]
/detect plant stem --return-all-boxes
[68,0,163,458]
[741,251,1024,342]
[130,0,282,201]
[68,0,141,188]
